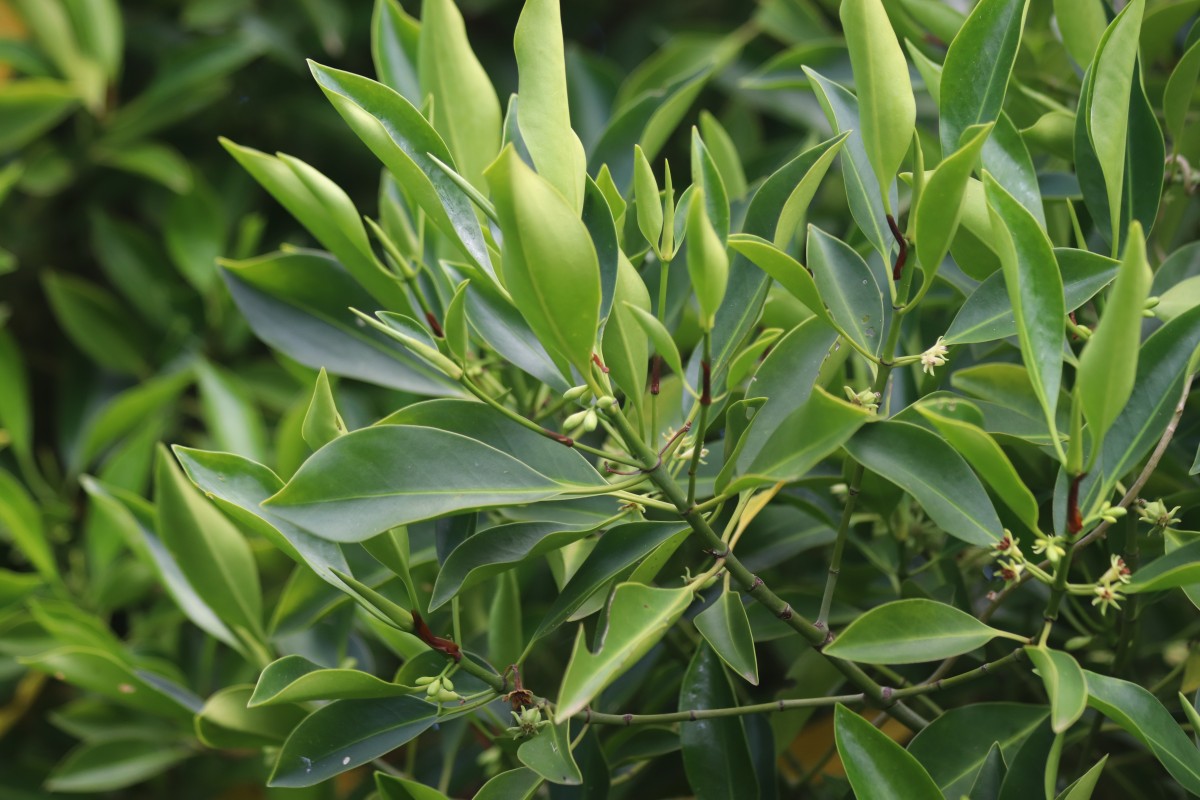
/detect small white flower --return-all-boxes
[1099,555,1132,586]
[920,337,950,376]
[1092,584,1124,616]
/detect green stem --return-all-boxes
[601,404,929,731]
[581,693,867,725]
[686,333,713,506]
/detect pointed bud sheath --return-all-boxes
[351,309,464,380]
[1077,221,1153,454]
[633,145,664,253]
[685,187,729,330]
[331,569,415,632]
[302,368,347,451]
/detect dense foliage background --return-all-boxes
[0,0,1198,798]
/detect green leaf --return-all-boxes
[909,703,1049,798]
[728,234,829,325]
[94,140,192,193]
[967,742,1007,800]
[603,255,651,421]
[686,187,729,329]
[824,598,1015,663]
[699,111,747,200]
[417,0,500,190]
[995,720,1055,800]
[1077,223,1152,452]
[0,79,78,154]
[915,123,993,277]
[164,178,226,291]
[45,739,191,793]
[945,248,1117,345]
[1085,670,1200,793]
[250,655,412,706]
[0,469,57,582]
[555,583,693,720]
[514,0,586,211]
[940,0,1028,158]
[1054,0,1106,66]
[43,273,151,376]
[474,768,543,800]
[840,0,915,213]
[431,519,606,611]
[22,646,197,722]
[376,772,452,800]
[489,570,523,670]
[1165,38,1200,147]
[1126,537,1200,593]
[195,685,306,749]
[691,128,730,242]
[0,329,32,464]
[804,70,891,257]
[916,404,1039,531]
[220,140,411,312]
[694,590,759,685]
[983,172,1065,448]
[371,0,421,103]
[302,368,348,451]
[834,704,942,799]
[270,696,439,788]
[633,144,664,249]
[843,420,1003,546]
[533,522,689,640]
[625,303,686,386]
[1086,0,1145,249]
[220,250,457,395]
[806,225,885,357]
[195,360,268,463]
[486,146,601,374]
[78,368,193,468]
[1024,647,1087,733]
[731,386,873,493]
[680,644,759,800]
[309,62,496,276]
[154,446,263,640]
[518,720,583,785]
[172,447,350,585]
[1056,755,1108,800]
[443,280,470,363]
[264,426,580,542]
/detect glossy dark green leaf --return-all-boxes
[418,0,500,190]
[807,225,886,357]
[431,519,606,611]
[309,61,495,275]
[824,599,1015,663]
[843,420,1003,546]
[694,590,759,685]
[834,704,942,799]
[45,739,191,793]
[940,0,1027,157]
[1057,755,1108,800]
[1085,670,1200,793]
[995,720,1055,800]
[945,248,1117,344]
[250,655,411,707]
[376,772,452,800]
[908,703,1048,798]
[967,742,1007,800]
[474,768,543,800]
[1024,647,1087,733]
[556,583,693,720]
[195,685,306,749]
[487,146,601,373]
[680,644,759,800]
[270,696,439,787]
[221,250,458,395]
[518,720,583,785]
[983,173,1064,444]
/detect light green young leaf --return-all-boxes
[940,0,1029,157]
[602,254,651,422]
[0,469,57,582]
[371,0,421,104]
[1056,755,1108,800]
[916,404,1039,531]
[0,329,32,463]
[442,279,470,363]
[728,234,830,325]
[474,768,543,800]
[195,685,306,749]
[824,599,1017,664]
[302,368,347,451]
[1076,222,1152,454]
[1024,647,1087,733]
[691,128,730,242]
[250,655,412,707]
[915,122,993,278]
[1054,0,1106,67]
[195,360,268,463]
[694,590,759,685]
[686,187,729,330]
[625,303,686,388]
[514,0,587,211]
[1085,670,1200,793]
[845,419,1004,546]
[698,111,747,200]
[1126,537,1200,594]
[984,172,1065,452]
[633,144,664,250]
[1086,0,1145,249]
[518,720,582,785]
[774,131,848,250]
[834,704,943,799]
[418,0,500,190]
[555,583,693,720]
[376,772,453,800]
[840,0,915,212]
[486,146,601,374]
[154,446,263,642]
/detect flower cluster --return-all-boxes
[505,706,550,740]
[415,674,461,704]
[920,337,950,376]
[1136,498,1181,529]
[993,532,1025,587]
[844,386,881,412]
[1091,555,1131,616]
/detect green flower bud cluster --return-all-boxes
[505,706,550,740]
[415,675,461,704]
